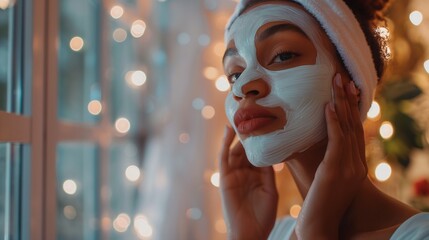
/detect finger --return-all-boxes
[346,82,368,174]
[220,125,236,174]
[322,102,343,167]
[333,73,350,133]
[229,140,252,169]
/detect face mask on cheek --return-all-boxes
[225,4,336,167]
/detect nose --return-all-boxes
[233,79,270,101]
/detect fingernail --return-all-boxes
[335,74,342,88]
[349,82,357,95]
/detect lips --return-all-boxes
[234,107,277,135]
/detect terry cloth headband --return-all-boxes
[225,0,378,121]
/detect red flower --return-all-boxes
[414,178,429,197]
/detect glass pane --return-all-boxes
[56,142,99,240]
[0,6,11,111]
[0,143,26,239]
[58,0,101,123]
[109,141,141,239]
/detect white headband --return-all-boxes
[225,0,378,121]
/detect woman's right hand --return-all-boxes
[220,126,279,240]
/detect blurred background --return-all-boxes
[0,0,428,239]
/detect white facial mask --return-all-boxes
[225,4,336,167]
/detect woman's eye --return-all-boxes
[271,51,298,64]
[228,72,242,84]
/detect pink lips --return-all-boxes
[234,107,277,135]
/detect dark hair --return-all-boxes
[236,0,391,81]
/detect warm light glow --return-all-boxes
[379,121,394,139]
[102,217,112,231]
[215,75,230,92]
[131,20,147,38]
[215,219,227,233]
[63,179,77,195]
[134,215,153,238]
[69,36,84,51]
[88,100,102,115]
[367,101,381,120]
[409,11,423,26]
[115,118,131,134]
[125,165,141,182]
[179,133,190,144]
[375,162,392,182]
[424,60,429,74]
[203,67,219,80]
[211,172,220,187]
[113,28,127,42]
[63,205,77,220]
[130,70,147,86]
[213,42,225,57]
[273,163,284,172]
[186,208,202,220]
[113,213,131,232]
[202,105,215,119]
[0,0,11,9]
[110,5,124,19]
[289,204,301,218]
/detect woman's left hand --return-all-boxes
[295,73,368,239]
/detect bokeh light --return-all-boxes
[130,70,147,87]
[134,215,153,238]
[63,179,77,195]
[424,60,429,74]
[88,100,102,115]
[113,213,131,232]
[192,98,205,110]
[379,121,394,139]
[375,162,392,182]
[125,165,141,182]
[215,75,230,92]
[289,204,301,218]
[179,133,190,144]
[186,208,202,220]
[113,28,127,43]
[110,5,124,19]
[63,205,77,220]
[409,11,423,26]
[115,117,131,134]
[367,101,381,120]
[131,20,146,38]
[0,0,11,10]
[202,105,215,119]
[69,36,84,51]
[203,67,219,80]
[210,172,220,187]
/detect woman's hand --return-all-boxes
[295,74,368,239]
[220,126,279,240]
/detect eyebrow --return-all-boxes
[257,23,308,41]
[222,47,239,64]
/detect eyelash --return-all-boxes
[270,51,299,64]
[227,72,241,84]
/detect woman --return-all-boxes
[219,0,429,239]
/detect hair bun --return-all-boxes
[344,0,391,21]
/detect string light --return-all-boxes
[113,213,131,232]
[125,165,140,182]
[88,100,102,115]
[69,36,84,51]
[0,0,11,10]
[186,208,202,220]
[202,105,215,119]
[113,28,127,43]
[115,118,131,134]
[130,70,147,87]
[379,121,394,139]
[110,5,124,19]
[210,172,220,187]
[131,20,146,38]
[134,215,153,238]
[63,179,77,195]
[63,205,77,220]
[424,60,429,74]
[367,101,381,120]
[215,75,230,92]
[409,11,423,26]
[215,219,227,233]
[375,162,392,182]
[203,67,219,80]
[289,204,301,218]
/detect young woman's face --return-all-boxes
[222,1,345,166]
